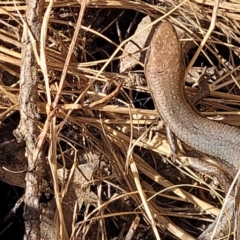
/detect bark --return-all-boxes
[13,0,45,239]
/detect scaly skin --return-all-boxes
[144,22,240,174]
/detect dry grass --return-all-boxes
[1,0,240,239]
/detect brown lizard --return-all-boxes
[144,22,240,175]
[144,22,240,239]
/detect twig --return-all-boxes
[125,216,140,240]
[88,81,123,108]
[185,0,219,75]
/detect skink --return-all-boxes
[144,22,240,175]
